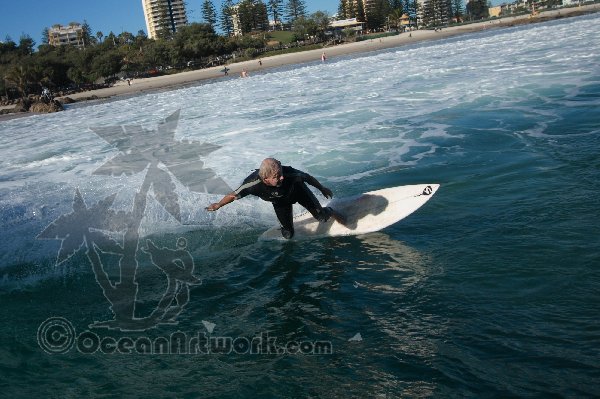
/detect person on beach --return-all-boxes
[241,69,249,78]
[206,158,345,239]
[41,87,52,102]
[321,51,327,62]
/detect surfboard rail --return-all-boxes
[260,183,439,241]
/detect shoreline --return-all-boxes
[2,4,599,120]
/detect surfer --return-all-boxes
[206,158,345,239]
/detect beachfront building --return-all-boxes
[48,23,85,48]
[340,0,384,24]
[228,2,270,36]
[269,19,284,31]
[478,0,546,18]
[489,5,502,17]
[420,0,453,27]
[142,0,188,39]
[361,0,379,16]
[329,18,365,35]
[328,17,365,40]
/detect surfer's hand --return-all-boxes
[321,187,333,199]
[206,203,220,211]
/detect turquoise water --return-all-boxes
[1,13,600,397]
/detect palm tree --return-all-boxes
[96,31,104,43]
[388,8,404,31]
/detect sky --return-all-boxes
[0,0,340,48]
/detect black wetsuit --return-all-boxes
[234,166,331,238]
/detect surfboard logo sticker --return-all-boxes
[414,185,433,197]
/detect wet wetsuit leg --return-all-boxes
[273,203,294,239]
[295,183,331,222]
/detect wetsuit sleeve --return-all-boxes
[282,166,325,190]
[234,172,261,199]
[294,169,324,191]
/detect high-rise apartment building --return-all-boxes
[142,0,188,39]
[230,4,243,37]
[342,0,376,17]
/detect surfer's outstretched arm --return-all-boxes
[206,193,236,211]
[303,174,333,199]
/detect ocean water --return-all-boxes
[1,13,599,398]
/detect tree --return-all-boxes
[41,28,50,45]
[237,0,270,35]
[388,8,404,30]
[311,11,331,40]
[155,1,176,39]
[341,27,356,41]
[18,35,35,56]
[337,0,348,19]
[291,16,312,41]
[201,0,218,29]
[172,23,221,61]
[286,0,307,23]
[267,0,284,29]
[104,32,118,47]
[90,51,122,80]
[96,31,104,43]
[81,20,96,47]
[356,0,366,22]
[135,30,148,49]
[143,39,173,68]
[365,0,392,31]
[465,0,489,20]
[4,64,32,97]
[220,0,235,36]
[238,0,256,34]
[451,0,464,22]
[390,0,403,10]
[255,0,270,31]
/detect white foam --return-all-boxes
[1,13,600,267]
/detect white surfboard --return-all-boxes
[259,184,439,241]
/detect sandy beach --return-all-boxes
[2,4,599,114]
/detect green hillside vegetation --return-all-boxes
[266,31,295,45]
